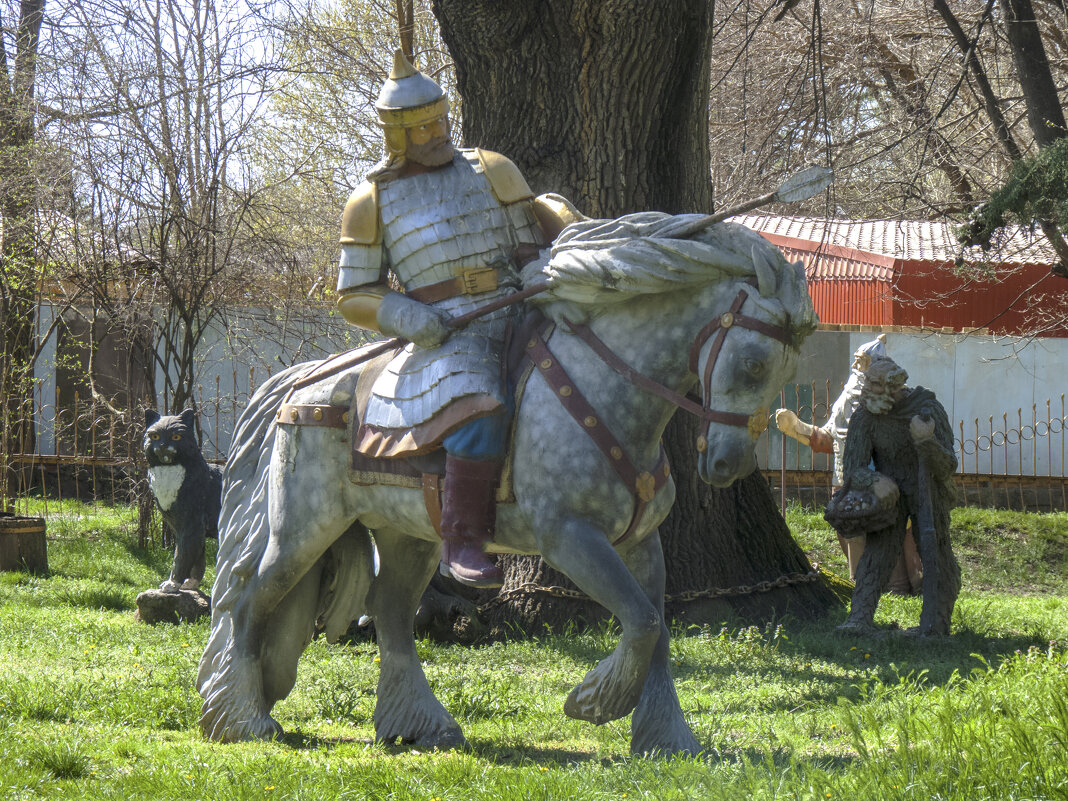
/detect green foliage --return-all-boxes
[0,500,1065,799]
[960,137,1068,251]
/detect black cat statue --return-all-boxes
[144,408,223,593]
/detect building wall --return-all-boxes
[892,259,1067,335]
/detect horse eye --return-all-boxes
[171,433,182,441]
[744,358,765,376]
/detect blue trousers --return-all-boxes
[442,393,514,460]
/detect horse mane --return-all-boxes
[522,212,819,343]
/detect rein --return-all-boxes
[563,285,792,442]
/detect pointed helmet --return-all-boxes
[375,49,449,130]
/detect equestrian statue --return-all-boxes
[198,51,821,756]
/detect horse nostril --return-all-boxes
[713,458,730,475]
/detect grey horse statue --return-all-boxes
[197,213,818,756]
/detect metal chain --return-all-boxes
[477,564,823,614]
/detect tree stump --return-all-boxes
[0,513,49,575]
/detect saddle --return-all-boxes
[277,309,670,544]
[276,313,549,533]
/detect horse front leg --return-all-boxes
[367,530,466,749]
[621,531,702,757]
[537,518,662,725]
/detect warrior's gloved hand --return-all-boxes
[377,291,451,348]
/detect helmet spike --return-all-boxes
[389,48,418,81]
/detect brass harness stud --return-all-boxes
[720,311,735,328]
[747,407,770,438]
[312,407,324,421]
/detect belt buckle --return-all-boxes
[461,267,498,295]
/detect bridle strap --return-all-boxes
[566,280,792,434]
[564,319,751,427]
[697,290,749,403]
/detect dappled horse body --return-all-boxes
[197,213,818,755]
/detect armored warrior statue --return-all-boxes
[776,336,922,593]
[832,356,961,635]
[335,51,580,588]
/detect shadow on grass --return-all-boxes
[277,730,607,765]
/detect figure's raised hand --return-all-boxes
[775,408,801,437]
[910,415,935,443]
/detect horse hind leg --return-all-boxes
[201,517,358,741]
[622,531,702,757]
[367,530,466,749]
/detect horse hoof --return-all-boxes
[377,725,466,751]
[202,708,283,743]
[418,727,468,751]
[563,671,643,724]
[631,729,702,758]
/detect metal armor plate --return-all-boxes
[361,149,543,437]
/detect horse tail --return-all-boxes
[196,359,324,698]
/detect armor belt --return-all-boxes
[406,267,500,304]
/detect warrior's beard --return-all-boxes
[862,392,896,415]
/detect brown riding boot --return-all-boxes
[439,455,504,588]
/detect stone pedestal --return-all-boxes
[0,514,49,575]
[135,588,210,625]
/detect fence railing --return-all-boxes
[759,384,1068,512]
[5,377,1067,514]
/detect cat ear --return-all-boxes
[144,408,160,427]
[180,408,195,429]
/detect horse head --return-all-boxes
[691,239,817,487]
[527,213,817,488]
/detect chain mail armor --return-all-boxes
[341,148,544,456]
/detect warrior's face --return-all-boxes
[405,116,454,167]
[861,357,908,415]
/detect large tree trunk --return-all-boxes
[0,0,45,507]
[432,0,840,632]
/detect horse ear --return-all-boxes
[752,244,778,297]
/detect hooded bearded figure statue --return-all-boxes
[835,356,961,636]
[776,334,921,592]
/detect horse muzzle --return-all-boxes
[696,429,758,487]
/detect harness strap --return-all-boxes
[276,403,350,428]
[565,319,752,428]
[698,290,750,402]
[525,329,670,544]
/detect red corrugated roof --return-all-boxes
[734,214,1058,267]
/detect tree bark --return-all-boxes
[432,0,840,632]
[1001,0,1067,149]
[0,0,45,505]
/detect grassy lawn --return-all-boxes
[1,499,1066,800]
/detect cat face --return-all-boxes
[144,408,201,467]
